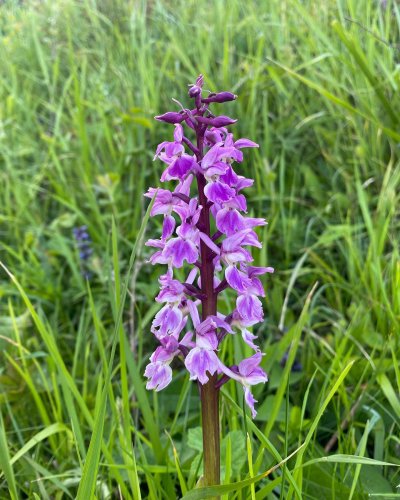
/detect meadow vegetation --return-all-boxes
[0,0,399,498]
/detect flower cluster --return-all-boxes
[144,75,273,417]
[73,225,93,279]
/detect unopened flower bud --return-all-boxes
[202,92,237,104]
[196,115,237,128]
[189,86,201,98]
[195,74,204,87]
[155,111,186,124]
[188,74,204,98]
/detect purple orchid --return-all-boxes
[144,76,274,423]
[220,352,269,418]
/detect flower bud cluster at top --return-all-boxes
[144,75,273,417]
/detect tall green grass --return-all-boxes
[0,0,399,498]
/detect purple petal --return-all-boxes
[216,208,245,235]
[204,181,235,204]
[201,142,224,170]
[239,230,262,248]
[238,353,268,385]
[229,194,247,212]
[196,316,217,336]
[234,138,259,149]
[231,308,260,328]
[199,232,221,255]
[175,174,194,197]
[185,347,220,384]
[195,315,232,337]
[211,316,233,334]
[236,177,254,191]
[244,265,275,277]
[223,249,253,265]
[163,237,198,267]
[174,124,184,143]
[205,128,226,146]
[180,330,195,348]
[238,352,263,377]
[205,162,229,177]
[162,214,176,240]
[148,250,169,265]
[196,332,218,350]
[237,294,263,323]
[185,267,198,284]
[152,305,183,338]
[176,222,199,243]
[167,155,194,179]
[220,166,239,186]
[146,188,176,216]
[222,229,254,252]
[243,217,267,230]
[145,238,165,249]
[150,343,178,363]
[225,265,251,293]
[156,275,185,302]
[145,361,172,391]
[231,149,243,163]
[244,387,257,418]
[248,276,265,297]
[153,141,171,160]
[241,329,260,351]
[165,141,184,157]
[187,300,200,328]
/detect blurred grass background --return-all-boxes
[0,0,399,498]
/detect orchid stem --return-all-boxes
[196,126,220,492]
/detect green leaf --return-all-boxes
[9,423,72,468]
[76,197,154,500]
[181,444,303,500]
[301,454,400,468]
[187,427,203,453]
[360,466,394,495]
[287,360,355,500]
[0,410,18,500]
[378,373,400,419]
[267,58,400,142]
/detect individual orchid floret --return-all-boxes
[155,124,197,181]
[156,272,186,303]
[185,327,221,384]
[144,337,180,391]
[143,75,273,420]
[220,352,268,417]
[151,303,185,340]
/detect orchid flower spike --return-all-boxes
[144,75,274,418]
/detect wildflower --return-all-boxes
[73,225,93,279]
[144,76,273,418]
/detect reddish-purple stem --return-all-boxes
[195,121,220,489]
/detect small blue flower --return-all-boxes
[73,225,93,278]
